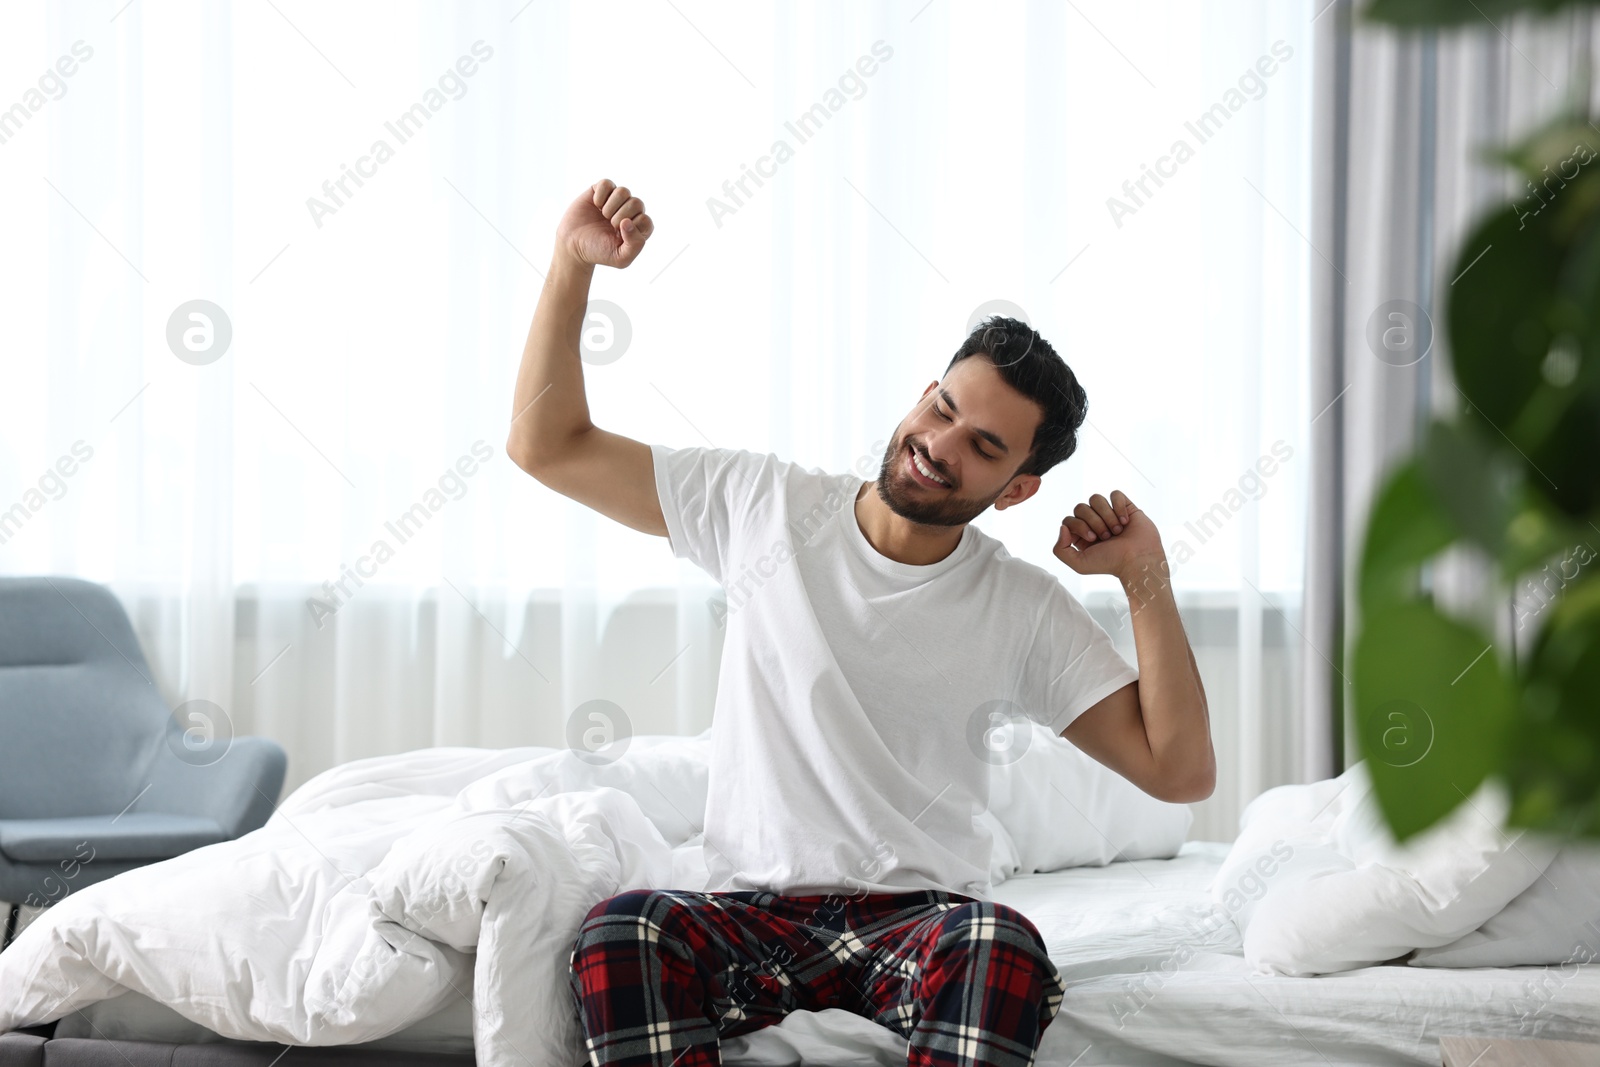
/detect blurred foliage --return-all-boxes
[1366,0,1600,25]
[1350,86,1600,837]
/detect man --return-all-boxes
[507,179,1214,1067]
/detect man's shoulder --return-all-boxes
[962,528,1083,610]
[656,445,859,532]
[965,525,1051,580]
[657,444,854,487]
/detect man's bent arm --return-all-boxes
[1055,494,1215,804]
[506,179,666,537]
[1063,558,1214,803]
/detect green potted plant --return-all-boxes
[1355,0,1600,839]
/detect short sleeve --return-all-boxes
[650,444,778,586]
[1020,581,1140,735]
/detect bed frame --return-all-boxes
[0,1026,477,1066]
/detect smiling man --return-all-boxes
[508,179,1215,1067]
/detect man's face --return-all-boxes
[874,355,1044,527]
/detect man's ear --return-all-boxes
[993,472,1042,511]
[921,380,939,399]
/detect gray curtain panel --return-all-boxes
[1304,0,1599,779]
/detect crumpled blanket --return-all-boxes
[0,735,707,1067]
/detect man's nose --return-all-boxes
[920,428,957,470]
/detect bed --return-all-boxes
[9,841,1600,1067]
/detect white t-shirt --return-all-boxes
[651,443,1139,899]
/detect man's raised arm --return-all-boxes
[506,178,666,536]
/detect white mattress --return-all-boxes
[54,842,1600,1066]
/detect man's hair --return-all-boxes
[944,315,1087,478]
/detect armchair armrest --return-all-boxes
[137,734,288,840]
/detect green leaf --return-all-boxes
[1506,138,1600,242]
[1447,202,1562,433]
[1498,486,1594,578]
[1358,418,1591,588]
[1445,179,1600,518]
[1353,601,1515,839]
[1519,391,1600,518]
[1506,584,1600,835]
[1525,200,1600,518]
[1420,419,1519,558]
[1496,119,1600,191]
[1357,459,1459,612]
[1365,0,1599,26]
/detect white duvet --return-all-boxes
[0,736,709,1067]
[0,725,1191,1067]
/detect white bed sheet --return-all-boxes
[56,842,1600,1067]
[1009,842,1600,1066]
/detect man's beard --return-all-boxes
[873,433,1004,527]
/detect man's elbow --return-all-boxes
[506,438,541,475]
[506,434,566,477]
[507,424,592,476]
[1151,759,1216,804]
[1159,778,1215,805]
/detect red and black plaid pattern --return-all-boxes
[568,887,1065,1067]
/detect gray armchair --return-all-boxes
[0,576,286,947]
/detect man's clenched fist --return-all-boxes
[557,179,654,269]
[1052,490,1165,581]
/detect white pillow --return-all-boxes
[1214,762,1560,975]
[1410,843,1600,968]
[1208,766,1367,932]
[983,720,1193,883]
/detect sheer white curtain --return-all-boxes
[0,0,1312,841]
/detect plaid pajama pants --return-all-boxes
[568,887,1065,1067]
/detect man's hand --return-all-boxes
[557,178,654,269]
[1052,490,1164,580]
